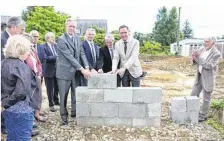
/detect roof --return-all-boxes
[171,38,204,45]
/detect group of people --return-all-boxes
[1,17,143,140]
[1,16,222,141]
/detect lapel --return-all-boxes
[64,33,76,50]
[120,38,134,58]
[105,47,112,62]
[45,43,53,55]
[206,46,216,61]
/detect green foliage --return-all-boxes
[140,41,162,55]
[24,6,70,43]
[211,100,224,109]
[206,119,224,136]
[182,19,193,39]
[152,6,179,46]
[90,26,106,34]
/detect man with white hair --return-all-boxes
[191,37,221,122]
[81,28,101,86]
[39,32,59,112]
[98,34,121,86]
[1,16,26,60]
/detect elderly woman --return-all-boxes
[1,35,34,140]
[22,33,46,122]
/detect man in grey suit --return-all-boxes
[191,37,221,122]
[56,18,90,125]
[111,25,142,87]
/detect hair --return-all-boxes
[45,32,55,41]
[105,34,114,41]
[30,30,39,37]
[119,25,129,31]
[3,35,31,58]
[22,33,33,43]
[85,28,96,35]
[7,16,26,28]
[65,18,77,26]
[205,36,217,43]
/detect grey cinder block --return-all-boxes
[171,97,186,112]
[90,103,118,117]
[132,117,161,127]
[76,103,90,117]
[77,117,104,127]
[76,87,104,103]
[104,117,132,126]
[185,96,200,111]
[119,103,146,118]
[88,74,117,89]
[104,88,133,103]
[147,103,161,117]
[133,87,162,104]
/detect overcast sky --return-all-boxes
[0,0,223,38]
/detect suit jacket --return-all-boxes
[194,46,221,92]
[112,37,142,78]
[41,43,58,78]
[99,46,120,73]
[1,31,9,60]
[82,40,100,70]
[56,33,89,80]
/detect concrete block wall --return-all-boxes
[169,96,200,124]
[76,74,162,127]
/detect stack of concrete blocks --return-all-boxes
[169,96,200,124]
[76,74,162,127]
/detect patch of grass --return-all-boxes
[206,119,224,137]
[147,73,184,82]
[211,100,224,109]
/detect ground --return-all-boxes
[1,56,224,141]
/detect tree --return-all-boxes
[182,19,193,39]
[140,41,162,55]
[24,6,70,43]
[152,6,178,47]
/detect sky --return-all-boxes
[0,0,223,38]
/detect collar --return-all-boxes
[6,29,12,37]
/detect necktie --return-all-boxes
[124,41,127,54]
[90,43,96,64]
[51,45,56,55]
[109,48,114,59]
[71,37,74,43]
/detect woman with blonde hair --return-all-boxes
[1,35,34,140]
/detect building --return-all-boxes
[1,15,12,32]
[76,18,108,36]
[170,38,224,58]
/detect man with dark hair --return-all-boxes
[111,25,142,87]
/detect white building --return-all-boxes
[170,38,224,58]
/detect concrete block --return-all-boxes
[222,109,224,125]
[119,103,146,118]
[90,103,118,117]
[170,111,187,124]
[185,96,200,111]
[77,117,104,127]
[88,74,117,89]
[104,88,133,103]
[186,110,199,124]
[171,97,186,112]
[132,117,161,127]
[133,87,162,104]
[76,103,90,117]
[104,118,132,126]
[147,103,161,117]
[76,87,104,103]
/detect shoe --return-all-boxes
[54,102,60,106]
[33,122,38,128]
[31,129,40,137]
[61,116,68,125]
[71,114,76,118]
[198,116,208,122]
[35,116,47,122]
[50,106,56,112]
[39,111,45,116]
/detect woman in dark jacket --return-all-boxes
[1,35,34,141]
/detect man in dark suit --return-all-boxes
[81,28,101,86]
[1,16,26,60]
[98,34,121,86]
[40,32,59,112]
[56,18,90,126]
